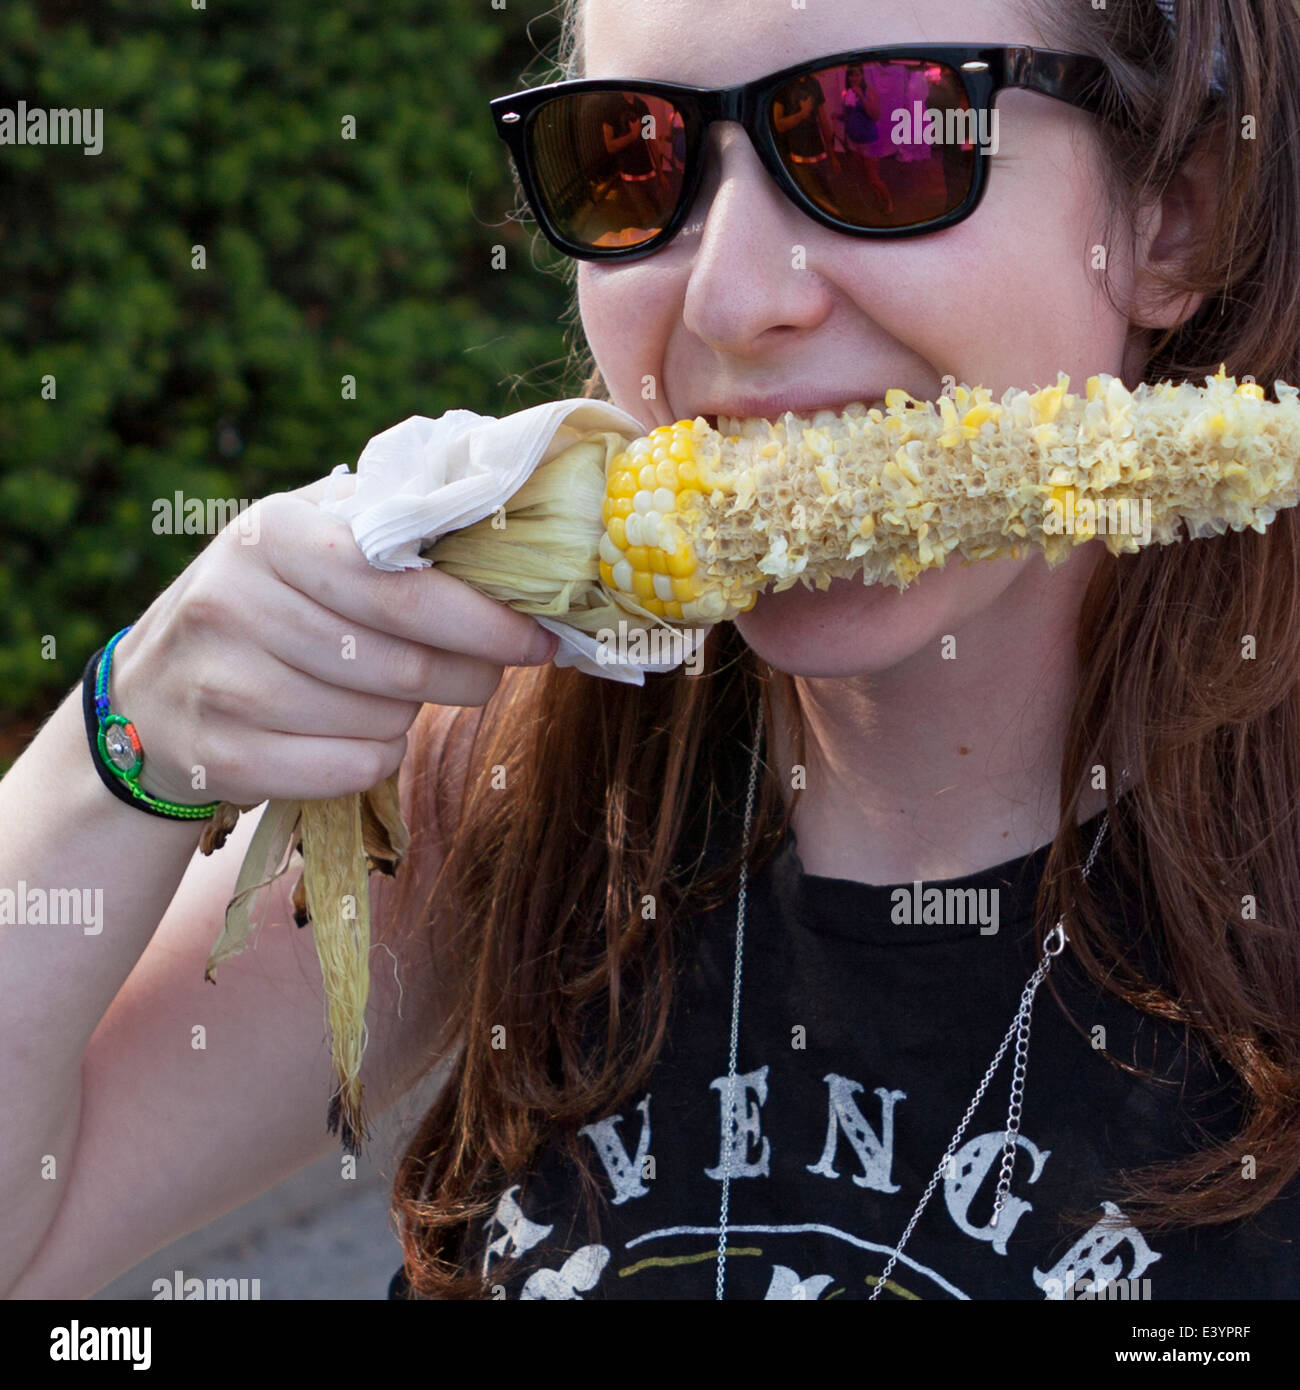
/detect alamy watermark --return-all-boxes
[1041,1272,1154,1301]
[153,492,259,543]
[50,1323,149,1370]
[1044,492,1152,546]
[0,882,102,935]
[595,620,706,676]
[152,1269,261,1300]
[890,881,1000,935]
[0,102,103,156]
[891,101,999,155]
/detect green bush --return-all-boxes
[0,0,578,730]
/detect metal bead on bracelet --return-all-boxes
[82,624,221,821]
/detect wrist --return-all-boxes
[84,627,221,819]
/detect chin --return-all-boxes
[731,557,1031,677]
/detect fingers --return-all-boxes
[181,724,412,805]
[207,640,504,731]
[253,493,558,670]
[232,577,517,706]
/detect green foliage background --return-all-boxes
[0,0,581,739]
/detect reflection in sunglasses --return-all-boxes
[773,62,970,227]
[542,91,686,249]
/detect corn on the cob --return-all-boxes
[205,366,1300,1152]
[595,370,1300,625]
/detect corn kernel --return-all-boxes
[667,545,696,577]
[964,403,1000,430]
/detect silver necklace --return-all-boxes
[715,721,1111,1301]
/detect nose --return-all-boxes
[680,122,837,354]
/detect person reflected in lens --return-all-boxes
[598,90,664,237]
[894,62,951,222]
[859,56,911,217]
[838,64,894,218]
[773,69,840,206]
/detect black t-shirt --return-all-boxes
[776,75,826,160]
[390,773,1300,1301]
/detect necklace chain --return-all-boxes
[715,720,1111,1302]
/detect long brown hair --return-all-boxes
[389,0,1300,1297]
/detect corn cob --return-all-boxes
[204,366,1300,1152]
[594,370,1300,626]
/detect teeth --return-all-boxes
[710,401,880,433]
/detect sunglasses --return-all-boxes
[489,44,1114,262]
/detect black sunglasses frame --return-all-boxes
[489,44,1115,263]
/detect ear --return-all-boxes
[1127,136,1225,334]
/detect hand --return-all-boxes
[108,476,559,806]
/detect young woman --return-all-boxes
[837,63,894,217]
[3,0,1300,1304]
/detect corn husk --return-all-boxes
[201,777,405,1152]
[421,431,650,633]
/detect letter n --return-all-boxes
[806,1075,904,1192]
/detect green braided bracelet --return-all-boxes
[84,625,222,820]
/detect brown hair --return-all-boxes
[390,0,1300,1297]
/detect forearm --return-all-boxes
[0,669,209,1287]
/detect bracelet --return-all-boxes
[81,625,222,821]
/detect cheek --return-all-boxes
[733,555,1033,677]
[843,147,1130,394]
[954,155,1131,384]
[858,226,1129,400]
[577,262,683,425]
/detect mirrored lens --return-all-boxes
[770,60,977,228]
[526,90,688,250]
